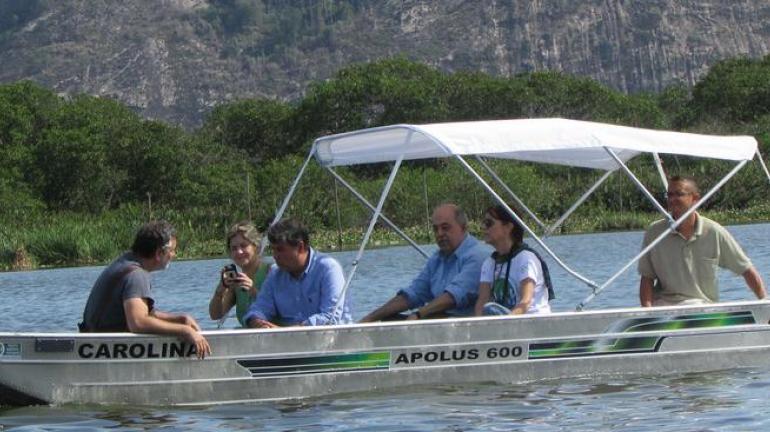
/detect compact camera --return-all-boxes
[223,264,238,281]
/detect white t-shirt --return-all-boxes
[479,250,551,314]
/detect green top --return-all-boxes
[234,262,271,326]
[638,215,751,303]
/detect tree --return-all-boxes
[691,55,770,123]
[522,71,663,127]
[198,98,294,162]
[0,81,60,216]
[34,95,143,212]
[293,57,449,146]
[115,120,192,206]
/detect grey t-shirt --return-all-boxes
[81,252,154,331]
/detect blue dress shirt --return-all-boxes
[243,248,352,326]
[398,234,488,316]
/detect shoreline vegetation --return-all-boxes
[3,205,769,272]
[2,56,770,272]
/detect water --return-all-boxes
[2,224,770,430]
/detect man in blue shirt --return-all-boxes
[360,203,487,321]
[244,218,352,328]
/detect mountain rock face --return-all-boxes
[1,0,768,128]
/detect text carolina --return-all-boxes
[78,342,196,359]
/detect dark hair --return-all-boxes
[267,218,310,247]
[131,220,176,258]
[668,175,700,195]
[486,205,524,245]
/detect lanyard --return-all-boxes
[493,246,514,305]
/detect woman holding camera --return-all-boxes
[208,221,271,326]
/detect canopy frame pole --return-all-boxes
[544,170,614,237]
[338,152,406,306]
[756,148,770,184]
[474,156,546,230]
[604,147,672,223]
[325,167,429,258]
[454,155,598,289]
[652,153,669,190]
[576,159,749,310]
[259,146,317,256]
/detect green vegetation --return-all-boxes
[2,56,770,271]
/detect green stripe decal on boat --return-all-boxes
[529,310,756,360]
[529,336,662,359]
[609,311,755,333]
[238,352,391,377]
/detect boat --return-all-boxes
[3,118,770,406]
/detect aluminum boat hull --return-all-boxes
[2,300,770,406]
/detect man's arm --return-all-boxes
[639,276,655,307]
[243,275,278,328]
[409,253,481,318]
[442,250,486,310]
[715,226,764,300]
[742,267,767,300]
[406,292,455,320]
[124,298,211,359]
[151,309,203,331]
[637,226,659,308]
[360,294,410,323]
[361,256,435,323]
[303,258,346,326]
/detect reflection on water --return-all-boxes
[1,370,770,430]
[2,224,770,430]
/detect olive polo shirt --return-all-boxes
[637,214,752,303]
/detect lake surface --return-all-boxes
[2,224,770,430]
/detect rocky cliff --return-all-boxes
[1,0,768,128]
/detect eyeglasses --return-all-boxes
[482,218,497,229]
[665,190,692,199]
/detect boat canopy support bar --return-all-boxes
[259,146,317,256]
[474,156,546,230]
[653,153,668,191]
[577,158,750,310]
[455,155,599,290]
[756,148,770,185]
[605,147,673,225]
[325,167,429,259]
[544,169,614,238]
[339,152,405,305]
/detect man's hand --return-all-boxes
[360,294,410,323]
[249,318,279,329]
[181,328,211,359]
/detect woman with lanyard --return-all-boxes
[209,221,271,326]
[474,205,553,316]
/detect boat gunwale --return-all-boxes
[2,299,768,339]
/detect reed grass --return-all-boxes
[2,204,769,272]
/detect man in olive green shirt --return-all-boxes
[638,176,766,306]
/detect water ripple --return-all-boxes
[4,225,770,429]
